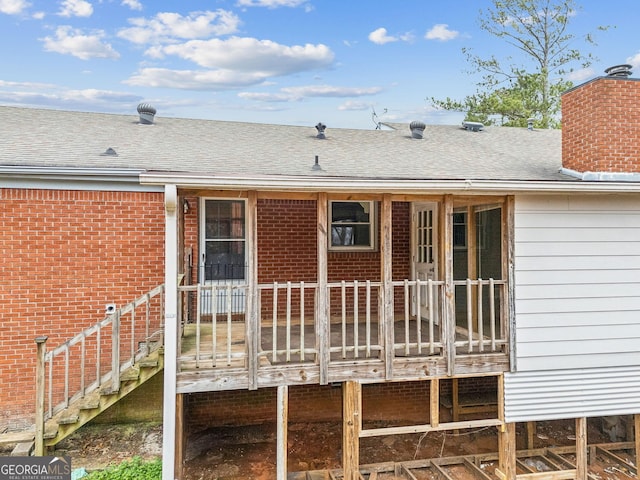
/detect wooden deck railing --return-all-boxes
[177,277,508,372]
[453,278,508,353]
[35,285,165,424]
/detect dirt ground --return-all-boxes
[29,417,627,479]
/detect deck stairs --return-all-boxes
[0,285,165,456]
[43,346,164,450]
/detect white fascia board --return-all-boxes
[140,172,640,194]
[0,166,163,192]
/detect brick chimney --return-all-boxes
[562,64,640,175]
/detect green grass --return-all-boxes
[84,457,162,480]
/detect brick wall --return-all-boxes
[0,188,165,430]
[185,377,498,432]
[562,77,640,173]
[186,198,411,286]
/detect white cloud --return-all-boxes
[121,0,142,10]
[124,68,267,90]
[0,80,141,111]
[368,27,397,45]
[42,26,120,60]
[626,52,640,71]
[368,28,413,45]
[58,0,93,17]
[152,37,334,75]
[33,10,44,18]
[238,91,291,102]
[280,85,381,99]
[239,85,382,103]
[0,0,30,14]
[338,101,372,111]
[236,0,308,7]
[117,10,240,44]
[425,24,459,41]
[565,68,595,83]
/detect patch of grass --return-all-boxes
[84,456,162,480]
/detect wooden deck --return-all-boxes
[176,320,509,393]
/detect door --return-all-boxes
[200,198,247,314]
[411,203,438,321]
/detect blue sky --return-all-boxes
[0,0,638,129]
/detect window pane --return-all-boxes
[205,200,245,239]
[331,202,370,223]
[331,225,371,246]
[204,241,246,281]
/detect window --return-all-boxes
[329,200,377,251]
[453,212,467,249]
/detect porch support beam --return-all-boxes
[162,184,178,480]
[575,417,587,480]
[443,195,455,376]
[506,195,516,372]
[635,414,640,472]
[430,378,439,428]
[246,191,259,390]
[276,385,288,480]
[381,194,394,380]
[317,192,329,385]
[174,393,185,480]
[497,422,516,480]
[343,381,361,480]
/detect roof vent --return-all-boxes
[604,64,632,78]
[101,147,118,156]
[462,121,484,132]
[409,120,426,139]
[137,103,156,124]
[315,122,327,139]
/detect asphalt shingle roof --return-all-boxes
[0,105,566,182]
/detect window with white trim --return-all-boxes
[329,200,377,251]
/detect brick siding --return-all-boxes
[562,77,640,173]
[0,188,164,430]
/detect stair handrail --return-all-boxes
[34,284,165,434]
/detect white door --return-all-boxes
[200,198,247,314]
[411,203,438,321]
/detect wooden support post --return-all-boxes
[174,394,185,480]
[497,422,516,480]
[380,194,394,380]
[430,378,439,428]
[452,378,460,423]
[497,374,504,419]
[343,381,361,480]
[443,195,455,376]
[246,191,259,390]
[635,414,640,473]
[467,206,478,333]
[34,336,48,457]
[575,417,587,480]
[526,421,536,450]
[505,196,516,371]
[277,386,289,480]
[317,193,329,385]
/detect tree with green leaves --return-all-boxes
[432,0,609,128]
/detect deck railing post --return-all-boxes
[111,310,121,391]
[34,336,48,456]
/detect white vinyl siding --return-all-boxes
[514,194,640,372]
[506,194,640,422]
[504,366,640,422]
